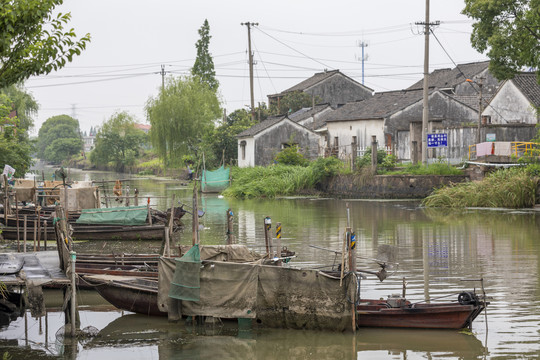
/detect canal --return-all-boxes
[0,167,539,359]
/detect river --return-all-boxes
[0,166,539,359]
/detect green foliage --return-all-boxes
[0,94,33,175]
[37,114,82,163]
[223,158,345,199]
[274,145,308,166]
[90,111,147,172]
[0,84,38,131]
[0,0,90,88]
[355,148,388,169]
[423,167,538,208]
[462,0,540,83]
[146,75,221,167]
[269,91,323,116]
[191,19,219,92]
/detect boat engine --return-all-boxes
[458,291,479,305]
[386,294,406,308]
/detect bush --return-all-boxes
[274,145,308,166]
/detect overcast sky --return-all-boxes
[25,0,487,136]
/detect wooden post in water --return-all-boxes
[226,209,234,245]
[192,184,199,245]
[134,188,139,206]
[43,220,48,251]
[69,251,76,337]
[37,208,41,251]
[33,219,37,252]
[371,135,378,171]
[147,198,152,225]
[15,193,20,252]
[23,215,27,253]
[264,217,272,257]
[3,175,8,222]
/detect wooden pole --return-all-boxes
[33,219,37,252]
[37,207,41,251]
[15,193,20,252]
[226,209,234,245]
[3,175,8,222]
[192,183,199,245]
[264,217,272,257]
[165,194,175,257]
[147,198,152,225]
[134,188,139,206]
[69,251,76,337]
[23,215,27,253]
[44,220,48,251]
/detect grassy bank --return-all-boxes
[423,166,539,208]
[223,157,343,199]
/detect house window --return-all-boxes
[240,141,246,160]
[281,142,298,150]
[352,136,357,145]
[334,137,339,148]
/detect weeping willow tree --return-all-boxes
[145,75,221,167]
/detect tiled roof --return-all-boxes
[326,89,424,121]
[237,115,287,137]
[512,72,540,107]
[449,94,493,111]
[407,61,490,90]
[269,70,372,97]
[289,103,332,123]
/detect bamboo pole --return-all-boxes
[192,183,199,245]
[226,209,234,245]
[33,219,37,252]
[264,217,272,257]
[44,220,48,251]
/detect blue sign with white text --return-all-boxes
[427,133,448,148]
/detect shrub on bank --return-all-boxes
[224,157,345,199]
[423,166,538,208]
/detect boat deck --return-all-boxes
[0,251,70,286]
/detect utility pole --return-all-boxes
[358,41,369,85]
[241,22,258,121]
[160,65,166,91]
[416,0,439,165]
[467,77,485,144]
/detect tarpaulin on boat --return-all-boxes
[158,250,357,331]
[201,165,230,193]
[169,244,201,302]
[75,206,148,226]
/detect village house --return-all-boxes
[237,115,319,167]
[268,69,373,109]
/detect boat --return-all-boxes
[355,293,487,329]
[81,275,163,316]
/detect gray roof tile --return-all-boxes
[407,61,490,90]
[512,72,540,107]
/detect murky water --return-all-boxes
[1,166,539,359]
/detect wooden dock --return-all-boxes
[0,251,70,287]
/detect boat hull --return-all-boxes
[356,300,485,329]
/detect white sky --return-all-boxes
[25,0,488,136]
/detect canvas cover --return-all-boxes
[201,166,230,193]
[76,206,148,226]
[158,250,356,331]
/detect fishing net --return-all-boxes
[169,244,201,301]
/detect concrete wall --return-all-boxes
[319,174,469,199]
[238,137,256,168]
[305,74,372,107]
[253,121,320,166]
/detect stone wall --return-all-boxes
[319,174,469,199]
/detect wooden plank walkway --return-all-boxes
[0,251,69,286]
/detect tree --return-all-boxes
[146,76,221,167]
[90,112,147,172]
[191,19,219,92]
[0,84,38,131]
[0,94,33,175]
[37,114,82,163]
[462,0,540,83]
[0,0,90,88]
[269,91,323,116]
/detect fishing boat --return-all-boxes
[355,292,486,329]
[82,275,163,316]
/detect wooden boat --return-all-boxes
[0,223,167,241]
[81,275,164,316]
[356,293,487,329]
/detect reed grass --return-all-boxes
[386,163,463,176]
[423,167,538,208]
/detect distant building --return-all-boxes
[134,123,151,134]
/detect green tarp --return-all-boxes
[75,206,148,226]
[201,165,230,193]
